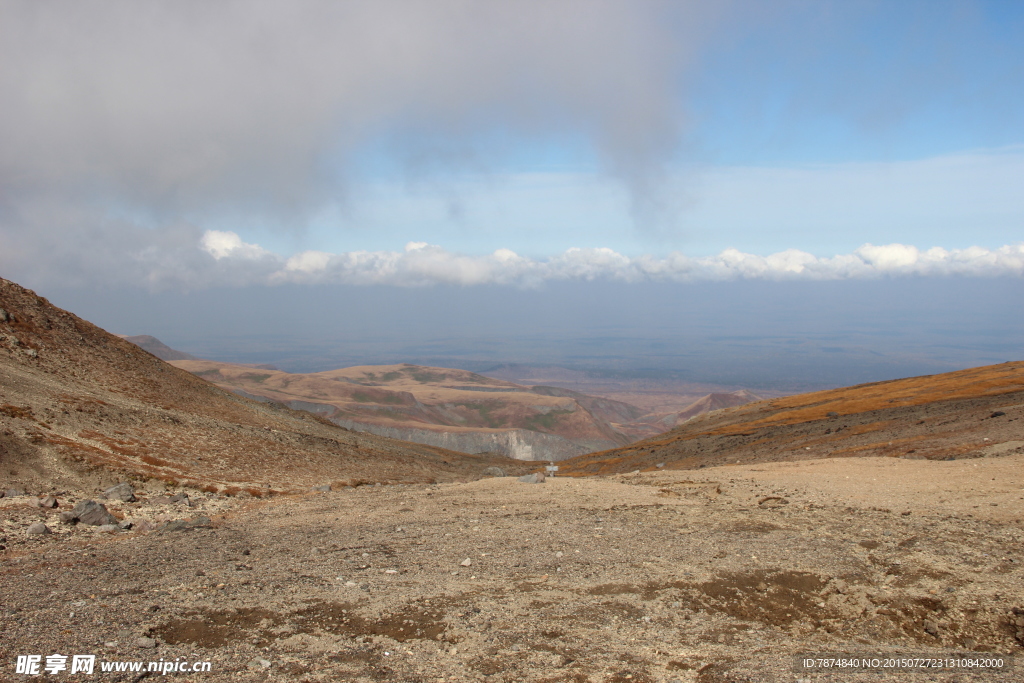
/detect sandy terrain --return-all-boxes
[2,454,1021,682]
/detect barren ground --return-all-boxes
[2,455,1022,682]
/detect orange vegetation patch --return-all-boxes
[1,404,35,420]
[718,362,1024,435]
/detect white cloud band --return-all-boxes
[201,230,1024,286]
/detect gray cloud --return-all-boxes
[0,1,708,220]
[0,0,726,286]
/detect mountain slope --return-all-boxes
[558,361,1024,475]
[0,278,526,495]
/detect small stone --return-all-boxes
[517,473,545,484]
[95,524,120,533]
[251,658,271,669]
[344,581,357,587]
[118,520,133,530]
[169,493,191,506]
[133,519,155,533]
[4,488,24,498]
[460,558,472,567]
[482,467,506,478]
[311,484,332,492]
[103,483,137,502]
[26,522,51,535]
[135,637,157,649]
[923,620,939,637]
[990,411,1006,418]
[149,495,173,505]
[555,551,564,559]
[37,495,58,508]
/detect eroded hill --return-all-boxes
[168,360,651,460]
[164,358,766,461]
[0,278,527,495]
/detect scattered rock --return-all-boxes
[518,473,546,484]
[64,500,118,526]
[26,522,51,535]
[135,637,157,649]
[36,495,58,508]
[482,467,506,477]
[103,483,137,502]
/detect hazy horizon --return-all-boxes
[42,275,1024,393]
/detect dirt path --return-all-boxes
[2,455,1022,682]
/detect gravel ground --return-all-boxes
[2,455,1022,682]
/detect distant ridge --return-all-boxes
[673,390,762,423]
[120,334,199,361]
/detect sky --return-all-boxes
[1,0,1023,387]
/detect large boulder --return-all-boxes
[63,500,118,526]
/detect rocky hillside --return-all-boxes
[0,278,528,496]
[559,361,1024,475]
